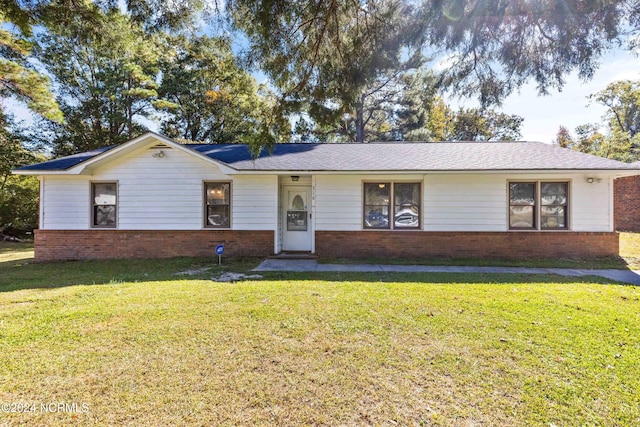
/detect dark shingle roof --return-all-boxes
[191,141,638,171]
[14,140,640,173]
[15,146,116,171]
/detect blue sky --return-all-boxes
[447,49,639,143]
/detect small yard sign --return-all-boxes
[215,244,224,265]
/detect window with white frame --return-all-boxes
[92,182,117,228]
[363,182,421,229]
[509,181,568,230]
[205,182,231,228]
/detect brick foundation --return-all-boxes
[316,231,619,259]
[614,175,640,231]
[35,229,619,261]
[34,230,274,261]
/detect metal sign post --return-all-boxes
[215,244,224,265]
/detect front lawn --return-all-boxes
[620,231,640,268]
[0,250,639,426]
[0,240,34,265]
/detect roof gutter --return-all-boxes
[210,168,640,176]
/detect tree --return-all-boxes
[373,71,439,141]
[414,97,452,141]
[402,97,523,141]
[157,35,289,144]
[0,112,38,235]
[449,108,523,141]
[0,2,63,122]
[554,126,574,148]
[591,80,640,138]
[119,0,209,32]
[37,8,166,155]
[555,79,640,162]
[424,0,639,105]
[574,124,608,156]
[227,0,639,125]
[229,0,429,142]
[292,70,439,142]
[553,123,634,161]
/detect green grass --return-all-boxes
[0,276,639,426]
[0,241,34,266]
[0,251,259,292]
[620,232,640,269]
[0,241,640,425]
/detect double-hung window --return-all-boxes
[363,182,421,230]
[509,181,568,230]
[205,182,231,228]
[540,182,569,229]
[92,182,117,228]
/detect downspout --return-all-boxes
[39,176,44,230]
[311,174,316,254]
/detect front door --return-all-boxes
[282,185,312,251]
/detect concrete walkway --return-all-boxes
[254,259,640,285]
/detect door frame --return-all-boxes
[279,177,314,253]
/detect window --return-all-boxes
[205,182,230,228]
[509,181,568,230]
[509,182,536,229]
[541,183,568,229]
[394,183,421,229]
[364,182,420,229]
[364,183,390,229]
[92,182,117,228]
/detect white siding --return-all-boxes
[314,172,615,232]
[232,175,278,230]
[42,176,90,229]
[42,144,278,231]
[424,174,506,231]
[315,175,362,231]
[571,176,613,232]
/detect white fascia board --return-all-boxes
[12,169,70,176]
[15,168,638,177]
[611,171,640,178]
[228,169,640,175]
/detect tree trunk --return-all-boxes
[126,77,133,139]
[355,94,365,143]
[127,100,133,139]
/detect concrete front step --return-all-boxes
[268,252,318,260]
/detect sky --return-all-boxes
[447,49,639,144]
